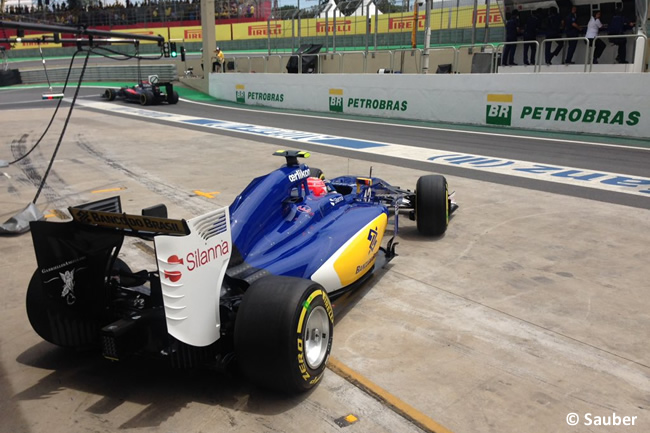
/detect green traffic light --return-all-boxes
[171,52,177,58]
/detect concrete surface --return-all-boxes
[1,107,649,433]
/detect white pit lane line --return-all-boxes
[74,99,650,198]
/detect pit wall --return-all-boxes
[209,72,649,139]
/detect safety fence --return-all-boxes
[494,33,647,72]
[16,63,178,84]
[213,33,647,75]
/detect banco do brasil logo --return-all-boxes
[486,94,513,126]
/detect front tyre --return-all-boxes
[235,276,334,394]
[104,89,116,101]
[415,174,449,236]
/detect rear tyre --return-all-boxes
[415,174,449,236]
[104,89,116,101]
[26,270,100,349]
[309,167,324,180]
[167,91,179,105]
[139,91,153,106]
[235,276,333,394]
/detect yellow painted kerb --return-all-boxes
[91,187,126,194]
[328,356,455,433]
[487,94,513,103]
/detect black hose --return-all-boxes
[33,48,91,204]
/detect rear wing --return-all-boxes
[68,196,190,237]
[31,195,232,348]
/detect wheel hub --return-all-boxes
[304,306,330,370]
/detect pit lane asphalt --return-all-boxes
[1,85,649,433]
[3,85,648,209]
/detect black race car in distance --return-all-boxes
[102,75,179,106]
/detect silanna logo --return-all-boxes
[162,242,230,282]
[163,254,184,282]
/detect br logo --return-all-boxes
[329,88,343,113]
[236,84,246,103]
[486,94,513,126]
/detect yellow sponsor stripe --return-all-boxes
[297,289,323,332]
[236,84,245,90]
[487,94,513,103]
[329,88,343,95]
[328,356,455,433]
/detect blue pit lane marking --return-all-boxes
[183,119,230,126]
[73,100,650,198]
[181,118,386,149]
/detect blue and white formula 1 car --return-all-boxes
[26,150,458,393]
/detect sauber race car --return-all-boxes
[101,75,179,106]
[26,151,458,393]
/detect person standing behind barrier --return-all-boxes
[564,6,580,64]
[212,46,225,72]
[523,9,541,65]
[586,10,606,63]
[544,8,563,65]
[502,10,521,66]
[608,6,635,63]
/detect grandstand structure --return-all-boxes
[1,0,646,71]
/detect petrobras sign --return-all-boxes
[329,88,408,114]
[234,84,285,106]
[485,93,643,133]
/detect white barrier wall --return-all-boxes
[209,73,650,139]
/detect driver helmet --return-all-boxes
[307,177,327,197]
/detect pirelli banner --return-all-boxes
[232,6,501,40]
[168,24,232,43]
[9,37,60,50]
[11,6,498,49]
